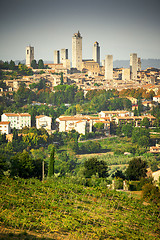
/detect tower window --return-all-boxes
[27,50,29,54]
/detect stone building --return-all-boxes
[26,46,34,67]
[54,50,60,64]
[105,55,113,80]
[36,115,52,130]
[130,53,138,80]
[60,49,68,63]
[72,31,82,71]
[1,113,31,129]
[122,68,130,81]
[92,41,100,65]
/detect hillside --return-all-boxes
[0,177,159,240]
[113,59,160,70]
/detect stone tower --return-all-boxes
[72,31,82,71]
[26,46,34,67]
[137,57,141,71]
[93,41,100,65]
[61,49,68,63]
[105,55,113,80]
[130,53,138,80]
[54,50,60,64]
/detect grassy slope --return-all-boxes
[0,177,159,240]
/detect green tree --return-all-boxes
[9,60,16,70]
[138,135,149,148]
[10,151,34,178]
[31,60,37,69]
[48,147,55,177]
[84,158,108,178]
[122,124,133,138]
[141,117,150,128]
[38,59,44,69]
[60,72,63,85]
[125,157,147,180]
[132,127,150,145]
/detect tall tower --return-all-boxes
[137,57,141,71]
[26,46,34,66]
[105,55,113,80]
[93,41,100,65]
[54,50,60,64]
[61,49,68,63]
[130,53,138,80]
[72,31,82,71]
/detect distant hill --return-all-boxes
[113,59,160,70]
[15,59,160,70]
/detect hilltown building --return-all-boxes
[72,31,82,71]
[56,115,109,135]
[36,115,52,130]
[26,46,34,67]
[1,113,31,129]
[0,121,11,134]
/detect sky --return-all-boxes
[0,0,160,62]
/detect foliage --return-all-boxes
[142,183,160,203]
[10,151,35,178]
[31,59,37,69]
[84,157,108,178]
[79,140,101,154]
[48,147,55,177]
[18,64,33,76]
[38,59,44,69]
[125,157,147,180]
[0,177,159,240]
[141,117,150,128]
[122,124,133,138]
[132,127,150,146]
[112,170,126,180]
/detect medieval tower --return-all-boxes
[93,41,100,65]
[26,46,34,66]
[72,31,82,71]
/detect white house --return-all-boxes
[56,115,92,135]
[0,121,11,134]
[1,113,31,129]
[99,110,134,118]
[153,95,160,103]
[56,115,109,135]
[36,115,52,130]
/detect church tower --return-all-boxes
[26,46,34,67]
[72,31,82,71]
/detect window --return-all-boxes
[27,50,29,54]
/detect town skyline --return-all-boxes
[0,0,160,62]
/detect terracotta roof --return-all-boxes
[36,115,52,119]
[3,113,30,117]
[0,121,10,125]
[154,95,160,98]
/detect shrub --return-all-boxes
[142,183,160,203]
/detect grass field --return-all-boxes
[0,177,159,240]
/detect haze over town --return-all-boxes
[1,0,160,61]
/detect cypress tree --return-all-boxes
[48,147,55,177]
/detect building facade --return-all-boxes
[1,113,31,129]
[54,50,60,64]
[105,55,113,80]
[122,68,130,81]
[26,46,34,67]
[60,49,68,63]
[0,121,11,134]
[92,41,100,65]
[130,53,138,80]
[72,31,82,71]
[36,115,52,130]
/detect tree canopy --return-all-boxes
[125,157,147,180]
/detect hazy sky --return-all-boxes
[0,0,160,62]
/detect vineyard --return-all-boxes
[0,177,159,240]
